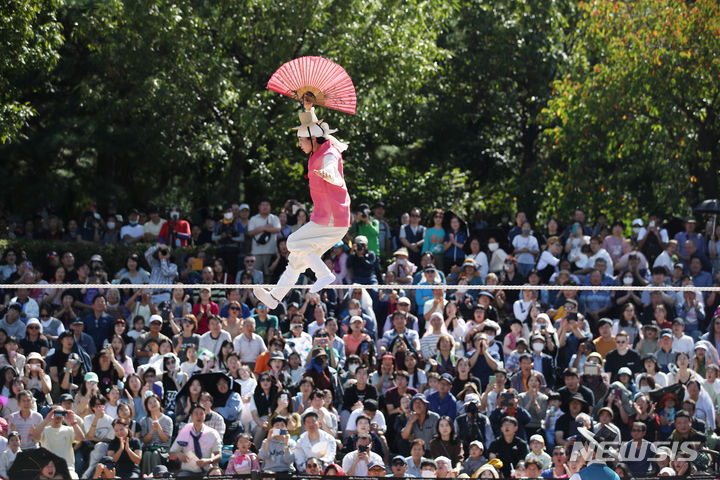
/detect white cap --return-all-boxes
[618,367,632,376]
[25,317,43,333]
[238,203,250,211]
[632,218,644,227]
[659,467,676,476]
[149,314,163,324]
[529,434,545,445]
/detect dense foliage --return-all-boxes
[1,0,717,224]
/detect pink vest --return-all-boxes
[308,141,351,227]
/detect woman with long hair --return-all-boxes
[174,376,202,426]
[404,351,427,393]
[0,337,25,374]
[451,357,480,397]
[615,303,641,345]
[125,373,146,423]
[139,394,172,475]
[215,340,234,372]
[43,266,67,306]
[443,300,467,351]
[110,334,134,376]
[429,416,464,469]
[213,258,231,284]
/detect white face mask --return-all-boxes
[488,243,499,252]
[224,212,233,220]
[640,385,651,393]
[632,227,641,234]
[421,471,436,478]
[486,335,495,343]
[106,221,115,230]
[348,363,359,373]
[623,276,633,285]
[171,211,179,219]
[397,258,406,264]
[532,342,544,352]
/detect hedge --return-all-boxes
[0,239,215,278]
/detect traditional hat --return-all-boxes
[293,108,347,152]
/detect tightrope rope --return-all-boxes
[4,283,720,291]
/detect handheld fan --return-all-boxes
[267,56,356,114]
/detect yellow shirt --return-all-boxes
[593,336,616,358]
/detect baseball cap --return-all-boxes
[632,218,644,227]
[238,203,250,211]
[439,373,454,384]
[391,455,407,466]
[84,372,99,383]
[149,314,163,325]
[529,434,545,445]
[412,393,429,405]
[397,296,411,305]
[618,367,632,377]
[660,328,673,338]
[469,440,484,450]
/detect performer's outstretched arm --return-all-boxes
[313,154,343,186]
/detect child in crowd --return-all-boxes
[525,434,552,470]
[461,440,487,476]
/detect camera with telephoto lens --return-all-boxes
[466,402,479,415]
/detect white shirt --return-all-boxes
[589,248,614,272]
[467,252,489,280]
[293,430,337,469]
[512,234,539,265]
[248,213,281,255]
[536,250,560,271]
[120,224,144,242]
[346,409,387,434]
[232,332,266,364]
[684,388,716,432]
[342,449,384,476]
[199,330,232,359]
[653,250,674,273]
[671,334,695,359]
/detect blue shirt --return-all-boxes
[580,289,612,313]
[83,312,115,351]
[577,462,621,480]
[427,391,458,420]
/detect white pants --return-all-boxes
[270,221,347,300]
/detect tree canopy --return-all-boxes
[1,0,718,224]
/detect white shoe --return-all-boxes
[253,287,279,309]
[309,274,336,294]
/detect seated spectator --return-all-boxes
[294,411,337,470]
[169,404,222,477]
[225,433,260,475]
[400,394,440,451]
[487,416,529,477]
[259,415,296,473]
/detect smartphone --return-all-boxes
[567,312,578,321]
[54,411,67,417]
[539,325,546,330]
[280,393,288,403]
[584,364,600,376]
[280,428,288,436]
[489,375,496,384]
[358,444,368,453]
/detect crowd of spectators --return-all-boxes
[0,201,720,479]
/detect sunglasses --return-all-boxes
[229,306,240,311]
[245,260,255,264]
[392,462,406,466]
[291,324,303,329]
[257,305,268,309]
[307,463,319,469]
[40,314,50,318]
[260,377,272,382]
[27,326,40,330]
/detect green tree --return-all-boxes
[0,0,63,143]
[539,0,720,220]
[418,0,574,220]
[1,0,451,218]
